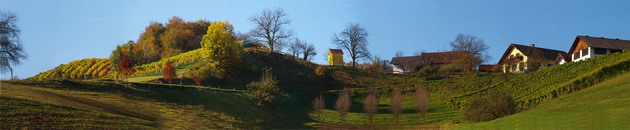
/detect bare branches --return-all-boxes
[332,23,370,68]
[300,42,316,61]
[390,88,403,123]
[449,33,490,68]
[0,12,26,76]
[249,8,292,52]
[364,87,378,123]
[335,88,352,121]
[312,95,325,117]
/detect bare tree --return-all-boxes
[364,87,378,123]
[300,42,317,61]
[249,8,292,52]
[235,31,260,47]
[332,23,370,68]
[0,12,27,77]
[415,87,429,119]
[449,33,490,71]
[395,51,404,57]
[335,88,352,121]
[288,38,303,58]
[312,94,325,117]
[390,88,403,123]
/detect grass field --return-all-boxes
[0,80,309,129]
[451,72,630,129]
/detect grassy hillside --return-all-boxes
[0,80,310,129]
[451,71,630,129]
[449,51,630,109]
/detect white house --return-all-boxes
[568,36,630,63]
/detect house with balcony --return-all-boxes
[566,36,630,64]
[498,44,566,73]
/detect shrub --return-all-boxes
[438,64,464,77]
[335,88,352,121]
[363,87,378,123]
[247,67,282,106]
[464,91,516,122]
[415,87,429,119]
[311,95,325,117]
[416,66,439,78]
[390,88,403,123]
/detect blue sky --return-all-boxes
[1,0,629,78]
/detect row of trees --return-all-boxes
[109,17,212,68]
[312,87,430,124]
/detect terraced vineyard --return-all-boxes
[448,51,630,109]
[30,58,110,80]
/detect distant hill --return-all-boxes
[448,51,630,109]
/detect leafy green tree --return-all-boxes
[200,21,243,77]
[247,67,282,106]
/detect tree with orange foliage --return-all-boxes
[162,60,176,86]
[119,53,135,84]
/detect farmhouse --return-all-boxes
[391,51,468,74]
[327,49,344,66]
[498,44,566,73]
[566,36,630,63]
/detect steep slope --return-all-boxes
[449,51,630,109]
[452,71,630,129]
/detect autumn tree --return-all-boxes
[364,87,378,123]
[247,67,282,106]
[249,8,292,52]
[390,88,403,123]
[332,23,370,68]
[335,88,352,121]
[137,22,164,63]
[184,63,217,87]
[449,33,490,71]
[162,60,176,86]
[415,87,429,119]
[200,21,243,77]
[0,12,27,77]
[118,53,135,84]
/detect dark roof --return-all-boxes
[555,52,570,64]
[391,51,467,65]
[329,49,344,54]
[421,51,468,64]
[498,44,566,64]
[568,36,630,55]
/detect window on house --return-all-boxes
[516,53,521,56]
[518,62,524,71]
[594,48,607,55]
[611,49,622,53]
[574,52,580,60]
[582,48,589,56]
